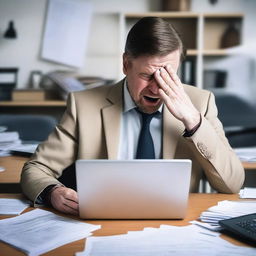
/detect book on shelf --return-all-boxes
[11,89,60,101]
[180,58,196,86]
[203,70,227,89]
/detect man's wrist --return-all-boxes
[183,114,202,137]
[40,184,63,206]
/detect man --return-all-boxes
[21,17,244,216]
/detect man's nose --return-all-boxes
[148,79,159,94]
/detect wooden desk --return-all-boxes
[242,161,256,170]
[0,156,27,183]
[0,156,28,192]
[0,193,252,256]
[0,156,255,190]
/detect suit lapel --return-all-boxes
[102,81,185,159]
[162,105,185,159]
[102,82,123,159]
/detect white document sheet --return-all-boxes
[0,131,21,156]
[234,147,256,162]
[0,209,100,256]
[41,0,93,68]
[76,225,256,256]
[239,187,256,198]
[0,198,30,215]
[0,131,19,143]
[9,143,38,155]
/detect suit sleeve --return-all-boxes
[20,93,78,204]
[186,92,245,193]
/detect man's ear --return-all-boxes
[122,53,130,75]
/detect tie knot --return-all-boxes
[136,109,158,124]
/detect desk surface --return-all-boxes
[241,161,256,170]
[0,193,252,256]
[0,156,27,183]
[0,156,255,185]
[0,100,66,107]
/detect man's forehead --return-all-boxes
[149,52,180,64]
[135,51,180,72]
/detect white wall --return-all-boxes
[0,0,255,101]
[0,0,157,88]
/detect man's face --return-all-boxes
[123,50,180,114]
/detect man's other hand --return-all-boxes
[50,186,79,215]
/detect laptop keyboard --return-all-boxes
[219,213,256,243]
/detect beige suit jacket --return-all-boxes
[21,80,245,204]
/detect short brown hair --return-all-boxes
[125,17,185,60]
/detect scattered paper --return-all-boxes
[198,200,256,230]
[0,198,30,215]
[76,224,256,256]
[0,131,19,143]
[0,126,7,132]
[9,143,38,156]
[0,209,100,256]
[239,187,256,198]
[0,131,21,156]
[234,147,256,162]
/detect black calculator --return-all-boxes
[219,213,256,244]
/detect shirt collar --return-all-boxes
[123,79,163,114]
[123,79,136,113]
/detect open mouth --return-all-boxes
[144,96,160,103]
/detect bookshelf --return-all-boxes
[0,100,66,121]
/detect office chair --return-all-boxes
[214,93,256,148]
[0,114,57,142]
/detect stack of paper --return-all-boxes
[0,209,100,255]
[9,143,38,156]
[234,147,256,162]
[77,224,256,256]
[0,130,38,157]
[239,187,256,198]
[0,198,30,215]
[196,200,256,231]
[0,131,21,156]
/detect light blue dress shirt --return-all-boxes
[117,80,163,160]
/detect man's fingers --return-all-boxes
[64,198,79,211]
[64,201,78,213]
[53,198,79,215]
[63,188,79,204]
[159,88,171,101]
[155,69,175,98]
[165,64,183,87]
[159,67,175,90]
[57,202,78,215]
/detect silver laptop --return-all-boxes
[76,159,191,219]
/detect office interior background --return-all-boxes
[1,0,256,96]
[0,0,256,188]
